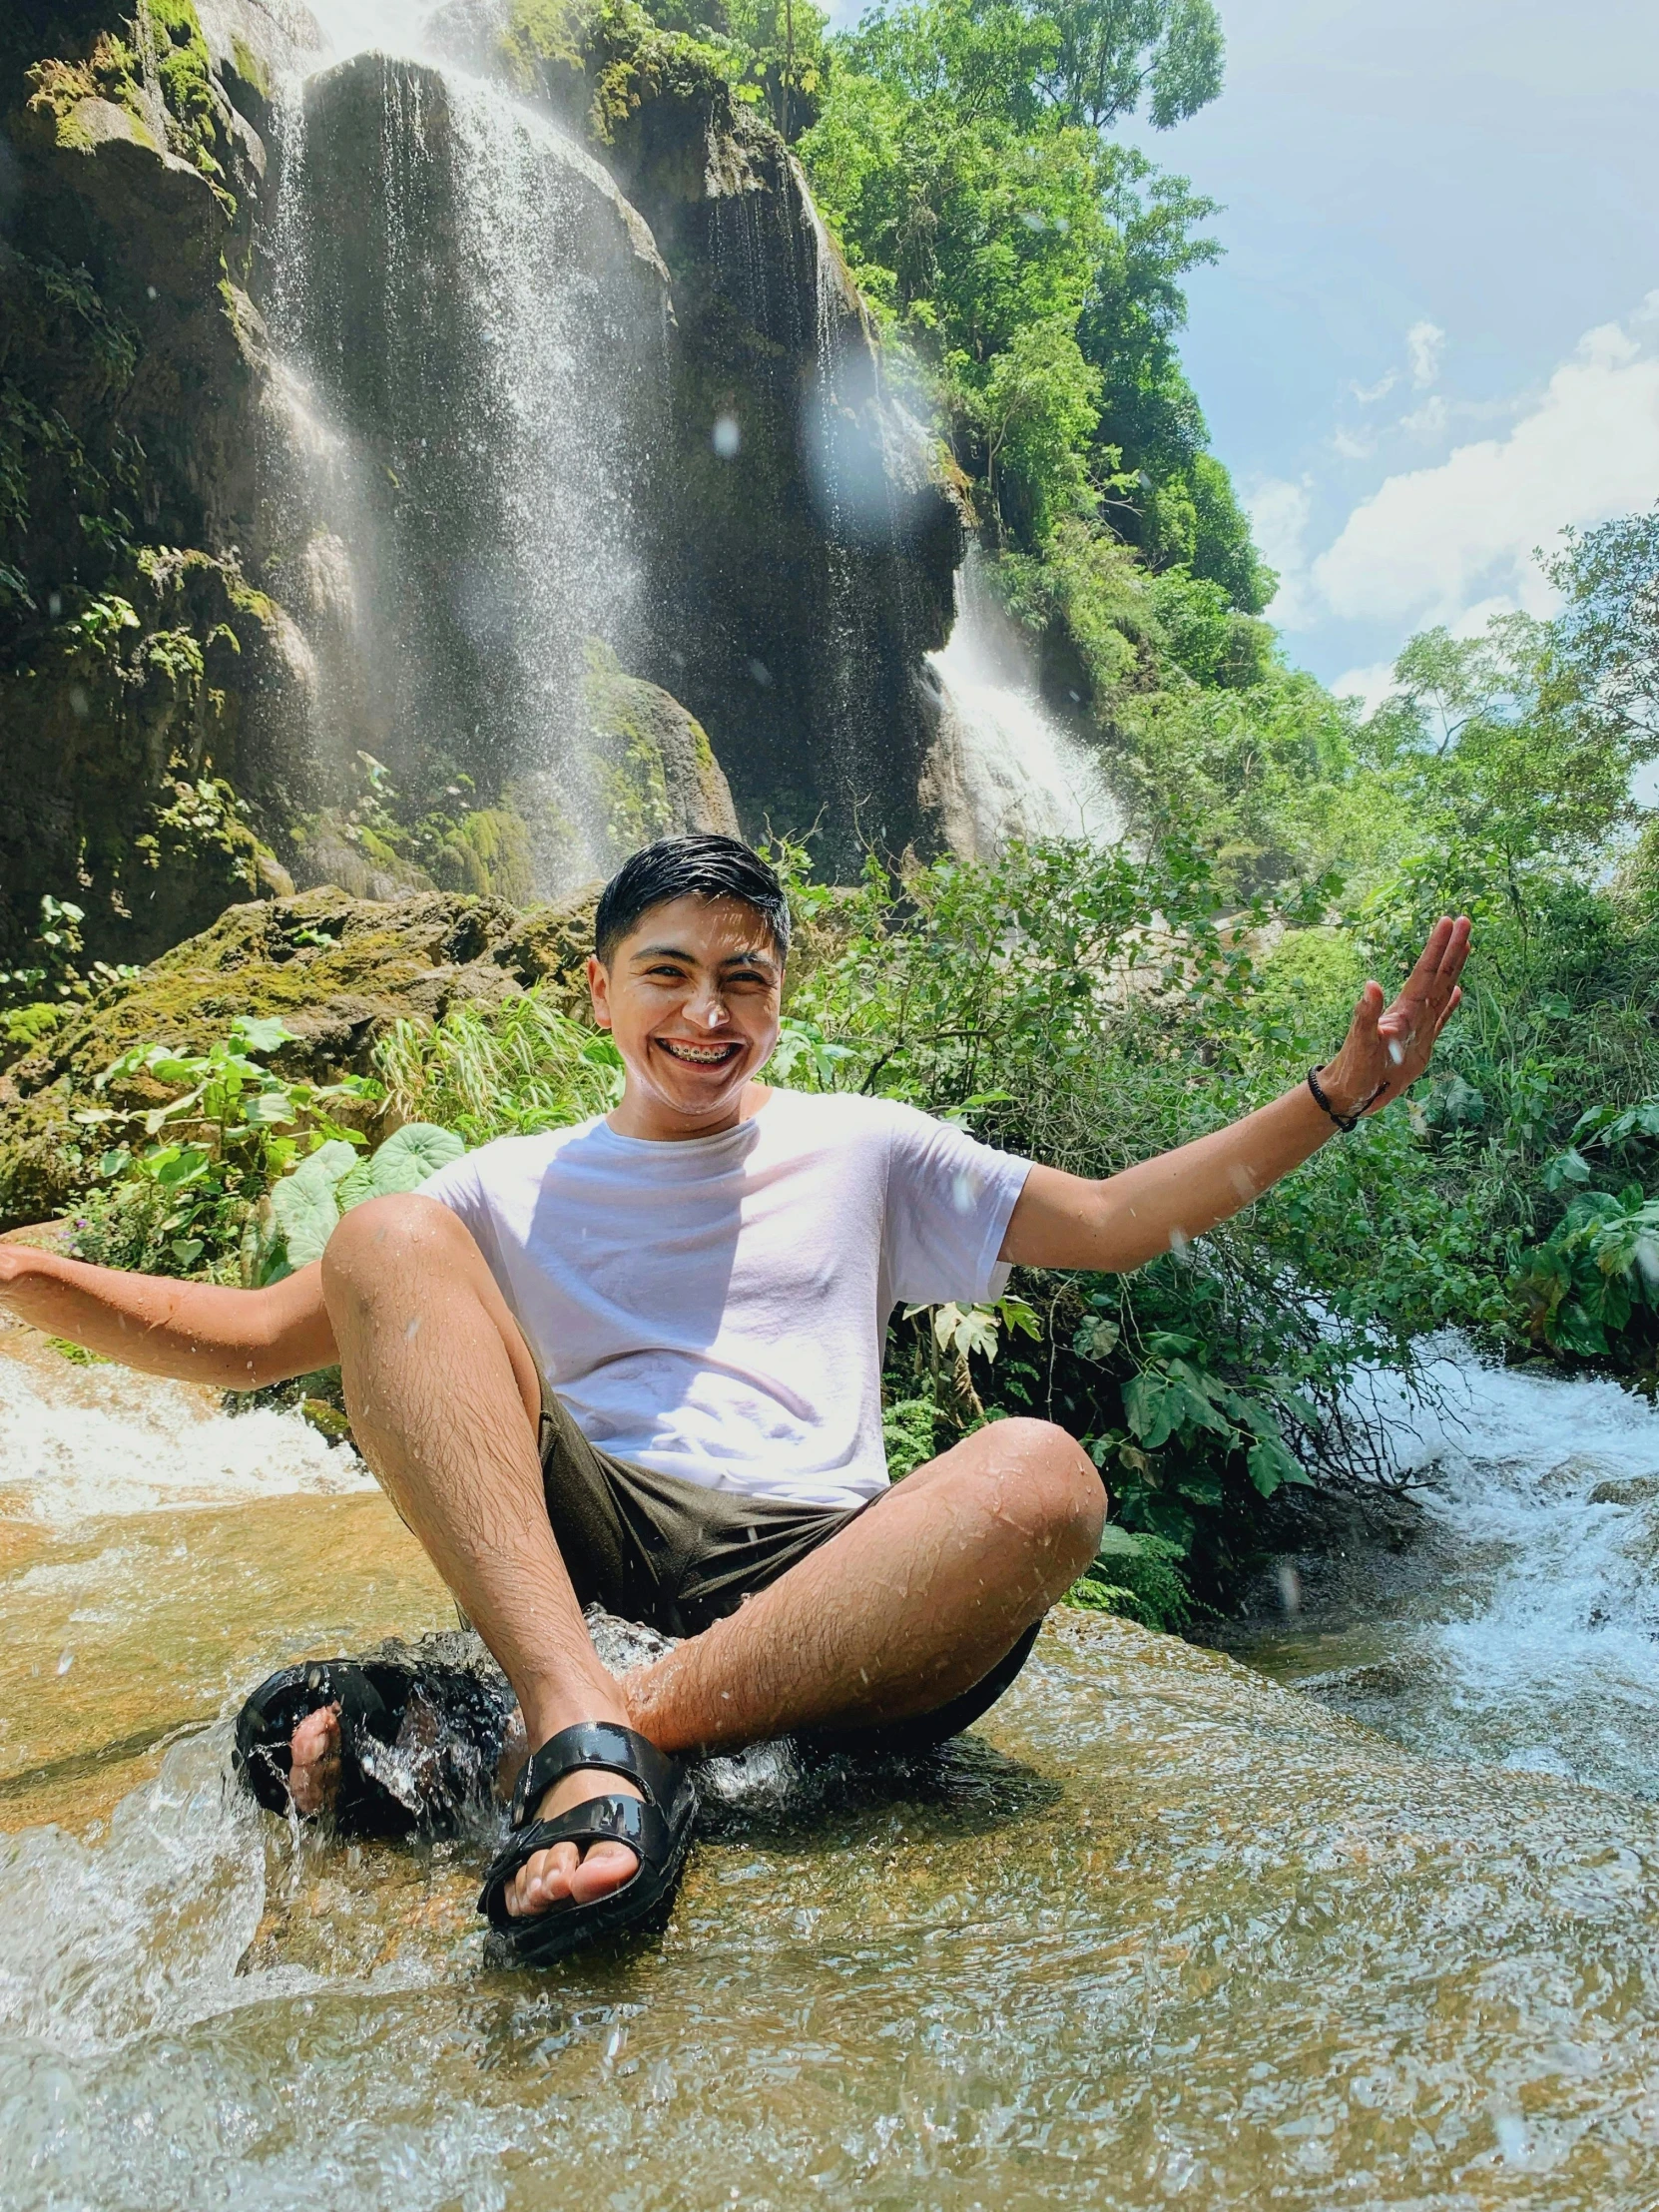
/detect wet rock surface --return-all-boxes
[1,0,961,970]
[5,1348,1659,2207]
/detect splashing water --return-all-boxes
[923,550,1123,857]
[1252,1336,1659,1801]
[6,1344,1659,2203]
[0,1350,372,1529]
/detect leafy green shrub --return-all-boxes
[375,990,624,1146]
[255,1122,465,1282]
[1511,1188,1659,1384]
[1065,1522,1194,1633]
[782,834,1427,1591]
[69,1017,379,1279]
[0,894,138,1013]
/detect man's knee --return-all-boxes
[982,1417,1106,1572]
[319,1192,476,1308]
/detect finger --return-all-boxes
[1399,915,1455,998]
[1430,983,1463,1039]
[1348,978,1384,1036]
[1436,915,1472,993]
[1422,914,1471,1004]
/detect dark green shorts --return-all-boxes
[537,1388,1040,1751]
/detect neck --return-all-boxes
[607,1079,773,1143]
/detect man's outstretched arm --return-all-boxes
[0,1248,336,1388]
[1002,914,1471,1276]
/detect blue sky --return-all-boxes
[827,0,1659,701]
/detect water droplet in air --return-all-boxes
[56,1649,74,1676]
[712,413,740,458]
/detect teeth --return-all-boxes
[659,1040,737,1063]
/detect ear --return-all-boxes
[586,952,612,1030]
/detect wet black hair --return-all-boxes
[593,833,792,965]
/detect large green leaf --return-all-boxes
[365,1122,465,1198]
[232,1014,296,1056]
[269,1139,361,1268]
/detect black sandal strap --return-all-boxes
[507,1721,683,1828]
[234,1661,393,1815]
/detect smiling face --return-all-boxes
[587,892,785,1140]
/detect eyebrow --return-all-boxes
[629,942,778,971]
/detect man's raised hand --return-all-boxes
[1317,914,1471,1123]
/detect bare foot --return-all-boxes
[501,1766,644,1919]
[289,1702,342,1816]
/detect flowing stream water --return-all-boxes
[923,551,1125,858]
[5,1322,1659,2207]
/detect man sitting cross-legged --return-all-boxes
[0,834,1469,1960]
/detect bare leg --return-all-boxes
[319,1194,639,1916]
[623,1417,1104,1754]
[309,1195,1101,1915]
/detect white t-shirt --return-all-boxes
[418,1089,1031,1508]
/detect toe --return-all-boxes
[507,1841,579,1918]
[288,1702,342,1817]
[568,1840,639,1906]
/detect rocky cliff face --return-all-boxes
[0,0,961,971]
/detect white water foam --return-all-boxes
[0,1355,372,1530]
[1334,1337,1659,1797]
[923,550,1122,859]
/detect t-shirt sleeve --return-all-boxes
[881,1103,1032,1308]
[415,1150,504,1270]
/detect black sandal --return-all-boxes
[233,1658,512,1840]
[477,1721,698,1963]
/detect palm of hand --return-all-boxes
[1322,915,1471,1120]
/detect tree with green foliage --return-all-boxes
[801,0,1261,597]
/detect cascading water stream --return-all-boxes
[260,1,665,884]
[7,1329,1659,2200]
[1250,1337,1659,1800]
[922,549,1124,857]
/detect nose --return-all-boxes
[688,981,729,1029]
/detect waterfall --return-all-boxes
[260,1,667,886]
[921,550,1123,859]
[798,190,906,814]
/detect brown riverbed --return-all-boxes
[5,1332,1659,2209]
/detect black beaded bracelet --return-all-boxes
[1307,1065,1383,1132]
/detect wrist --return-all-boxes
[1309,1060,1386,1131]
[1312,1063,1366,1122]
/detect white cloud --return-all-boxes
[1351,370,1398,405]
[1396,394,1448,438]
[1330,662,1399,716]
[1332,426,1377,460]
[1310,312,1659,629]
[1245,476,1315,628]
[1406,319,1446,389]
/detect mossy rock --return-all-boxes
[287,814,438,904]
[1,548,311,966]
[0,882,603,1228]
[579,639,738,863]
